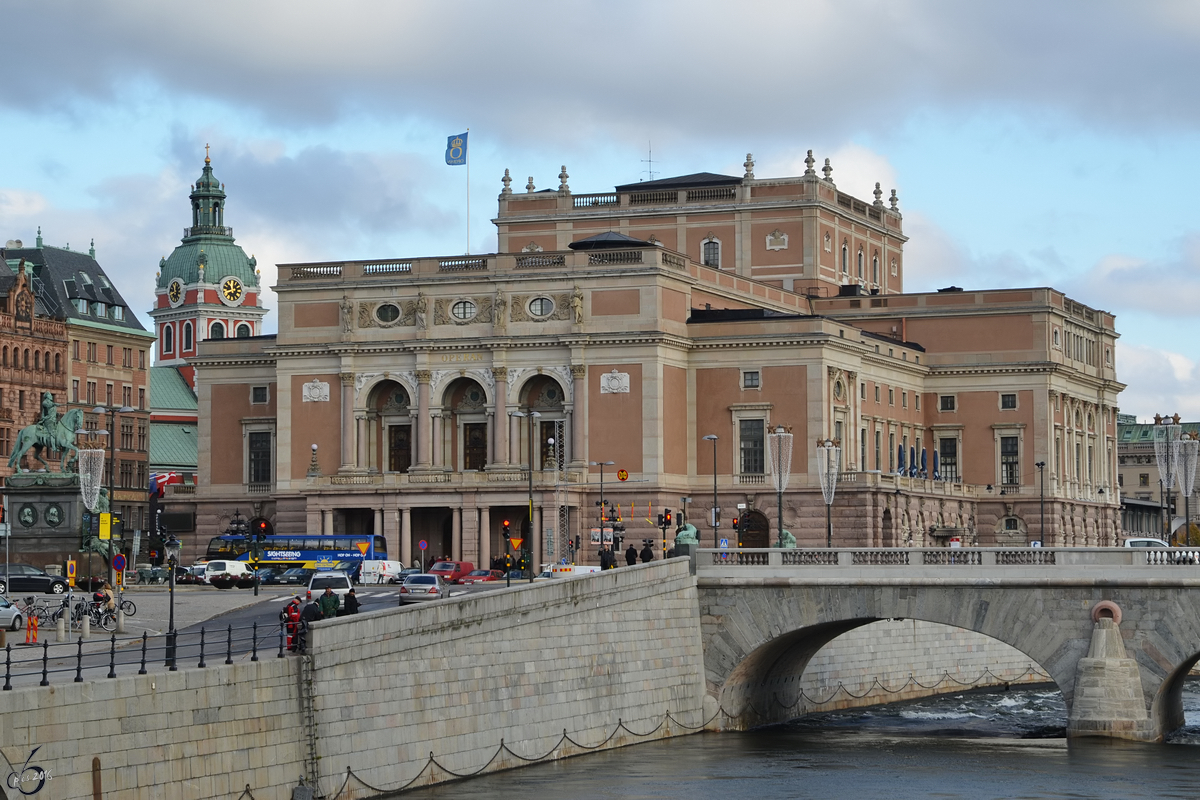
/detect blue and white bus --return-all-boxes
[205,534,388,570]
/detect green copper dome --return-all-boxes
[157,156,258,289]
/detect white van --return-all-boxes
[359,560,404,584]
[203,560,252,581]
[548,564,601,578]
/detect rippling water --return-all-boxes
[404,682,1200,800]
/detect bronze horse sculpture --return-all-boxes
[6,408,85,473]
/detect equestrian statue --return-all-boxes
[6,392,84,473]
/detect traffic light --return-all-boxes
[657,513,665,527]
[502,520,511,541]
[664,509,672,528]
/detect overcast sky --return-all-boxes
[1,0,1198,419]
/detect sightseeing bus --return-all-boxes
[205,534,388,570]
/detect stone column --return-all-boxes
[509,412,521,465]
[486,411,495,465]
[356,415,369,469]
[374,507,383,546]
[493,367,509,466]
[322,509,334,535]
[570,364,586,466]
[532,506,542,572]
[452,507,462,561]
[340,372,355,469]
[432,413,443,468]
[400,508,412,567]
[415,370,432,467]
[383,503,399,566]
[479,506,491,568]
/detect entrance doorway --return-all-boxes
[741,511,770,548]
[388,425,411,472]
[463,423,487,471]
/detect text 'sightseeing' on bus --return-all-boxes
[205,534,387,570]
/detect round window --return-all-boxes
[376,303,400,323]
[452,300,477,320]
[529,297,554,317]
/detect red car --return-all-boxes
[428,561,475,584]
[459,569,506,585]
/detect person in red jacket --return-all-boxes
[281,597,302,651]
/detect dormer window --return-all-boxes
[112,306,125,321]
[75,298,89,314]
[91,302,105,317]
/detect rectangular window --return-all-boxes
[73,340,80,360]
[122,386,132,407]
[72,380,79,403]
[889,433,896,471]
[119,460,133,489]
[740,419,765,474]
[138,388,145,410]
[902,391,908,409]
[138,350,145,370]
[106,345,113,365]
[940,395,956,411]
[75,298,89,315]
[105,384,113,406]
[742,371,760,389]
[87,342,96,362]
[136,463,147,491]
[86,381,96,405]
[860,428,867,469]
[1001,436,1019,486]
[120,420,133,451]
[874,430,881,471]
[113,306,125,321]
[939,438,959,482]
[251,386,268,404]
[860,383,866,400]
[1139,473,1149,487]
[248,432,272,485]
[888,388,895,406]
[122,348,132,368]
[1001,393,1017,410]
[137,421,147,451]
[915,395,920,411]
[875,386,880,403]
[17,391,24,411]
[387,425,412,472]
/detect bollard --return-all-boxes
[107,634,117,679]
[225,625,233,666]
[3,644,10,691]
[74,638,84,682]
[30,616,37,644]
[56,616,65,643]
[251,622,259,662]
[198,628,207,669]
[116,609,125,635]
[138,632,148,675]
[81,614,90,640]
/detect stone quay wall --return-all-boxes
[0,559,708,799]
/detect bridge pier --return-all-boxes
[1067,616,1157,741]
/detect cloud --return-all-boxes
[1114,343,1200,420]
[6,0,1200,146]
[1062,236,1200,318]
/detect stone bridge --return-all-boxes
[694,546,1200,741]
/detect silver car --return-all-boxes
[398,574,448,605]
[0,596,25,631]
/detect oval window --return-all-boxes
[452,300,477,320]
[529,297,554,317]
[376,303,400,323]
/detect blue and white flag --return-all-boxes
[445,132,468,165]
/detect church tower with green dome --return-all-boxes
[149,149,266,388]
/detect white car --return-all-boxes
[307,570,353,599]
[0,596,24,631]
[398,574,448,604]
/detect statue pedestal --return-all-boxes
[4,473,88,571]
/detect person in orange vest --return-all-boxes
[280,597,302,651]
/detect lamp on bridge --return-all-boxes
[766,427,794,548]
[512,410,541,583]
[702,435,719,547]
[816,438,841,549]
[1035,461,1046,547]
[1153,416,1182,543]
[165,533,182,670]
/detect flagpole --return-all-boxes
[466,127,470,255]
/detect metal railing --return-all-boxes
[0,622,283,690]
[184,225,233,237]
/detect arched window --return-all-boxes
[701,237,721,268]
[23,349,29,369]
[2,346,7,367]
[54,353,60,373]
[236,323,251,338]
[210,322,226,340]
[183,322,193,352]
[841,243,849,276]
[44,351,50,371]
[872,255,879,284]
[163,324,174,354]
[34,351,40,371]
[857,249,864,279]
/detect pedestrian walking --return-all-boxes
[598,545,614,570]
[640,543,654,563]
[298,600,322,653]
[343,589,360,615]
[625,544,638,566]
[318,586,340,619]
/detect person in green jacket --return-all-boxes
[318,587,340,619]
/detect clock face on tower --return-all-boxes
[220,276,244,306]
[168,278,184,307]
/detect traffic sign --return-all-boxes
[719,538,729,549]
[115,570,124,587]
[355,542,369,556]
[66,559,76,588]
[418,540,427,551]
[112,554,127,571]
[509,538,524,550]
[616,469,629,482]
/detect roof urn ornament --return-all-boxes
[526,176,536,193]
[822,158,834,183]
[873,183,884,207]
[501,169,513,196]
[558,166,570,193]
[890,189,900,211]
[804,150,816,176]
[743,153,755,180]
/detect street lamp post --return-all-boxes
[164,532,181,671]
[1035,461,1046,546]
[512,410,541,583]
[589,459,615,558]
[1153,416,1183,542]
[1180,434,1200,546]
[766,427,794,548]
[702,435,719,546]
[93,404,135,589]
[815,438,840,548]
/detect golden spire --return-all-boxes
[205,143,211,164]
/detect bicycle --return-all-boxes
[118,598,136,616]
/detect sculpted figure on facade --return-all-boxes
[340,296,353,332]
[571,285,584,324]
[494,291,508,331]
[414,292,428,330]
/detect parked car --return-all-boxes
[0,565,68,595]
[307,570,353,600]
[505,570,533,581]
[189,564,208,584]
[398,574,448,604]
[0,596,23,631]
[203,560,252,583]
[428,560,475,584]
[1124,537,1200,563]
[1123,537,1169,548]
[331,560,364,583]
[254,567,281,584]
[275,567,316,587]
[459,569,505,585]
